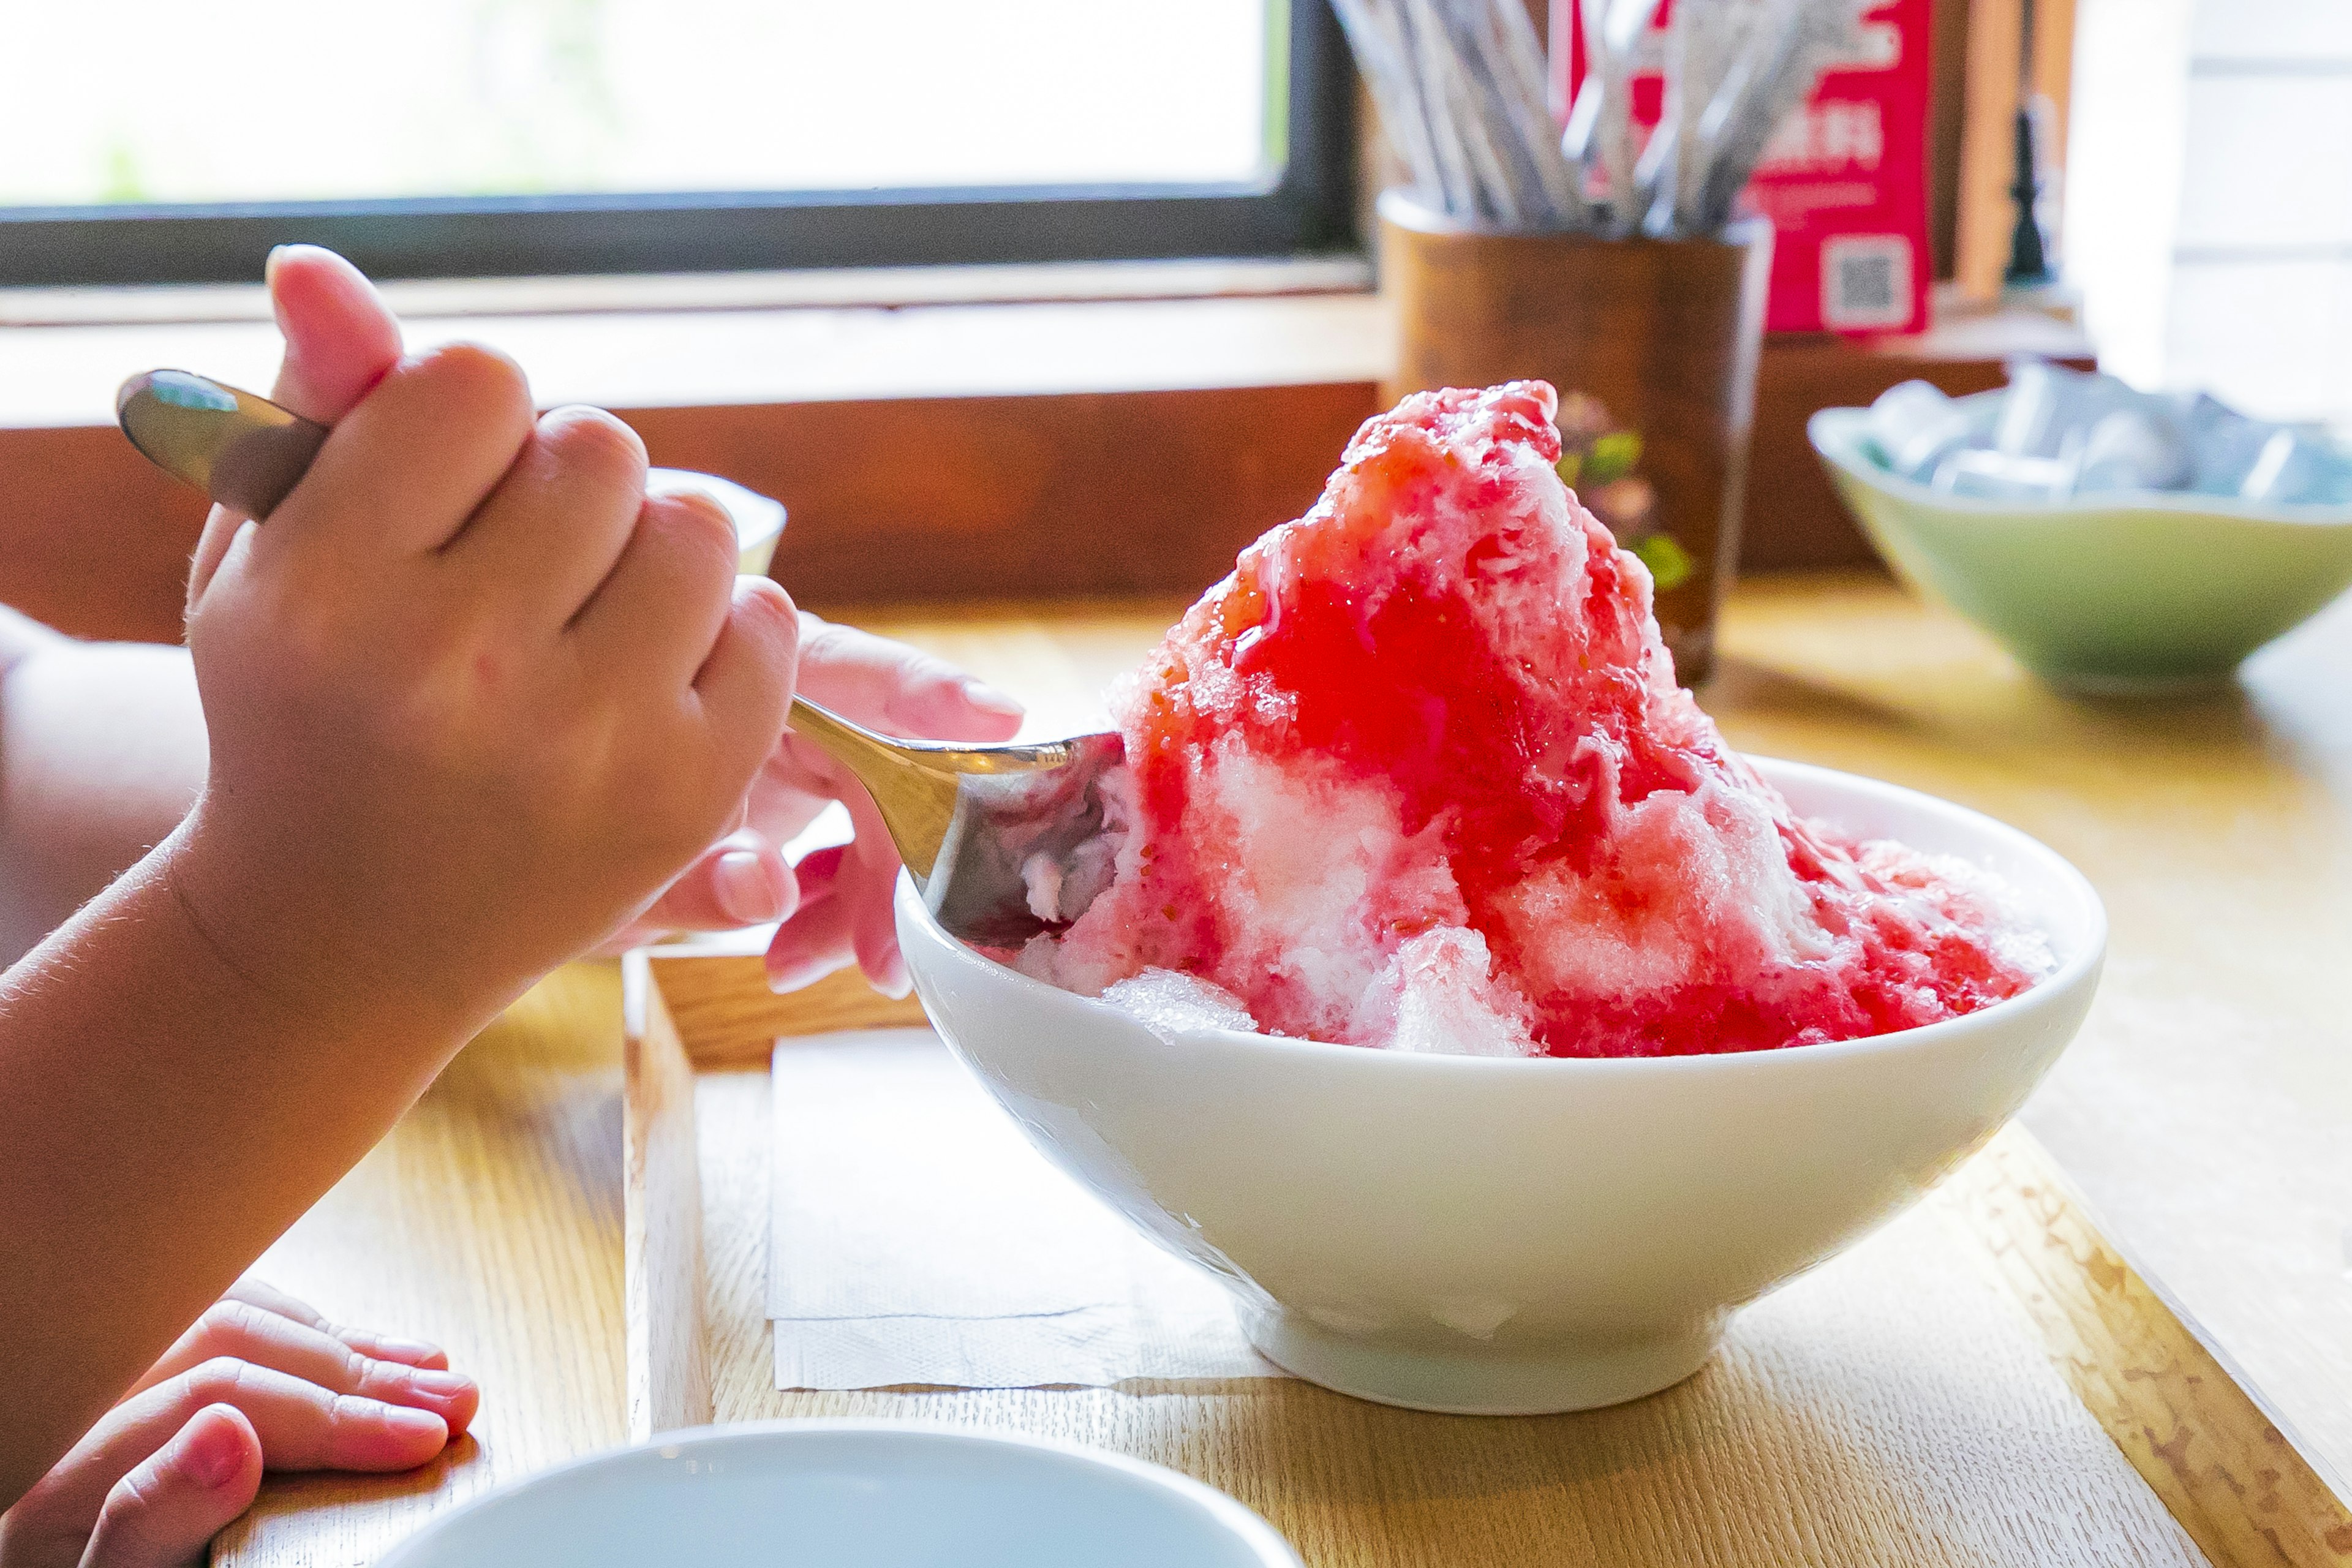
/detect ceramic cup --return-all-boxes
[1379,191,1773,684]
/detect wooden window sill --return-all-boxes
[0,279,2087,644]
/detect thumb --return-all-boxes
[77,1405,263,1568]
[265,245,404,425]
[651,832,801,932]
[188,246,404,612]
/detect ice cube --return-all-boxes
[2072,409,2192,494]
[2233,428,2352,505]
[2298,440,2352,505]
[1997,359,2143,459]
[1099,970,1259,1036]
[2165,392,2273,496]
[1864,381,1980,480]
[1933,448,2076,503]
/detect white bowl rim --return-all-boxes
[1808,404,2352,527]
[375,1417,1302,1568]
[904,755,2107,1077]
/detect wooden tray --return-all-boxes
[621,946,2352,1568]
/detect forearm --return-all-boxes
[0,617,206,963]
[0,827,479,1508]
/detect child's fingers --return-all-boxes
[189,247,404,616]
[834,782,913,998]
[263,342,535,563]
[126,1300,477,1436]
[219,1280,449,1371]
[850,880,911,998]
[567,494,745,689]
[794,615,1026,741]
[127,1360,450,1473]
[186,504,250,614]
[77,1404,263,1568]
[7,1364,442,1556]
[688,577,801,779]
[789,843,850,904]
[757,753,908,997]
[439,406,646,625]
[265,245,403,426]
[616,832,799,944]
[764,889,857,994]
[764,845,850,991]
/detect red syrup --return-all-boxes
[1032,383,2041,1057]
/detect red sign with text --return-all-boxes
[1553,0,1933,336]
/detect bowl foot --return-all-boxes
[1243,1308,1719,1415]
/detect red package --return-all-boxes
[1551,0,1933,336]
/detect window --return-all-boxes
[2067,0,2352,426]
[1,1,1354,286]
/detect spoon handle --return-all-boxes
[116,371,328,522]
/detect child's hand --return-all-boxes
[758,616,1025,995]
[0,1280,472,1568]
[232,247,1020,998]
[601,615,1025,987]
[172,249,797,1024]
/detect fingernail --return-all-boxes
[959,677,1025,720]
[715,850,786,925]
[368,1334,447,1365]
[404,1367,475,1400]
[383,1406,450,1445]
[767,952,839,995]
[184,1409,247,1490]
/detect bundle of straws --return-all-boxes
[1331,0,1871,238]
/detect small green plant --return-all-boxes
[1553,394,1691,592]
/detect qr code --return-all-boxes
[1821,234,1914,330]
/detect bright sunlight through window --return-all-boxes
[6,0,1280,206]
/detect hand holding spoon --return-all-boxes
[117,370,1123,948]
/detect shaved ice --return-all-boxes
[1018,382,2049,1058]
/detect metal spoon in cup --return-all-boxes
[115,369,1124,948]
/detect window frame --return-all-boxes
[1,2,1356,288]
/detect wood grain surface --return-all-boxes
[626,946,2347,1568]
[220,578,2352,1565]
[1943,1131,2352,1567]
[620,955,712,1441]
[216,968,631,1568]
[1708,577,2352,1509]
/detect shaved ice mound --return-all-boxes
[1023,381,2049,1058]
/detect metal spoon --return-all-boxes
[116,369,1124,948]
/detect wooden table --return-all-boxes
[217,574,2352,1566]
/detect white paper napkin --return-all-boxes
[769,1029,1282,1390]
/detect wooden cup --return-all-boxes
[1379,190,1773,683]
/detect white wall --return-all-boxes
[2067,0,2352,427]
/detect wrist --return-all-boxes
[157,801,512,1044]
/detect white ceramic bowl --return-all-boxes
[375,1422,1298,1568]
[899,758,2105,1415]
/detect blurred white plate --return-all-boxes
[375,1421,1300,1568]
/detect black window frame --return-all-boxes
[2,2,1355,288]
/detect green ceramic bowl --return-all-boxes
[1809,407,2352,691]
